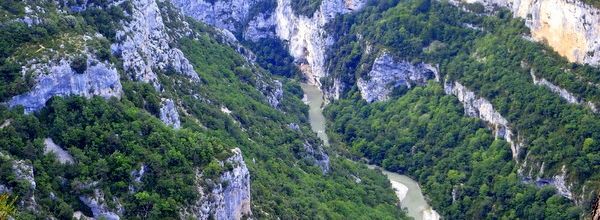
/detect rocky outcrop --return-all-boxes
[303,141,331,174]
[160,98,181,129]
[444,81,522,159]
[80,188,123,220]
[530,70,598,113]
[128,164,147,193]
[43,138,74,164]
[524,165,575,200]
[8,58,122,113]
[111,0,199,89]
[0,153,37,211]
[454,0,600,65]
[593,195,600,220]
[357,53,438,102]
[180,148,251,220]
[12,159,37,211]
[263,80,283,108]
[531,70,579,103]
[244,12,277,42]
[169,0,262,33]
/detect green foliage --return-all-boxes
[291,0,322,17]
[70,56,88,74]
[0,193,17,219]
[169,32,407,218]
[244,38,301,77]
[324,0,600,218]
[326,84,582,219]
[0,1,124,102]
[0,95,226,218]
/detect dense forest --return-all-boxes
[1,0,599,218]
[326,84,582,219]
[291,0,323,16]
[324,0,600,218]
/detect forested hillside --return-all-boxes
[0,0,407,219]
[324,0,600,218]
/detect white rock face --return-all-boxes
[263,80,283,108]
[454,0,600,65]
[11,159,37,211]
[551,165,574,199]
[43,138,74,164]
[160,98,181,129]
[530,70,598,113]
[128,164,147,193]
[274,0,366,85]
[80,189,123,220]
[181,148,251,220]
[169,0,261,32]
[112,0,199,89]
[444,81,522,159]
[171,0,366,85]
[357,53,438,102]
[303,141,331,174]
[244,12,277,42]
[9,58,122,113]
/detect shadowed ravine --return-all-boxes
[301,83,440,220]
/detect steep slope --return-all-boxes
[451,0,600,65]
[0,0,407,219]
[170,0,366,86]
[321,0,600,218]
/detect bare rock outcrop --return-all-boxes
[79,188,123,220]
[160,98,181,129]
[180,148,251,220]
[357,53,438,102]
[444,81,522,159]
[8,58,122,113]
[453,0,600,65]
[43,138,74,164]
[111,0,199,89]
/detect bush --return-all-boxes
[70,56,88,74]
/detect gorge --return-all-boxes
[302,83,440,220]
[1,0,599,219]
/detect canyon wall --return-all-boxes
[358,53,439,102]
[170,0,367,86]
[456,0,600,65]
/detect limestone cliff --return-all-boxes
[180,148,252,220]
[455,0,600,65]
[160,98,182,129]
[170,0,367,85]
[358,53,438,102]
[530,69,598,112]
[79,188,123,220]
[444,81,522,160]
[112,0,200,89]
[8,57,122,113]
[273,0,366,85]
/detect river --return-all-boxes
[300,83,440,220]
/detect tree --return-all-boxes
[0,194,17,219]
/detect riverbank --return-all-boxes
[300,83,440,220]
